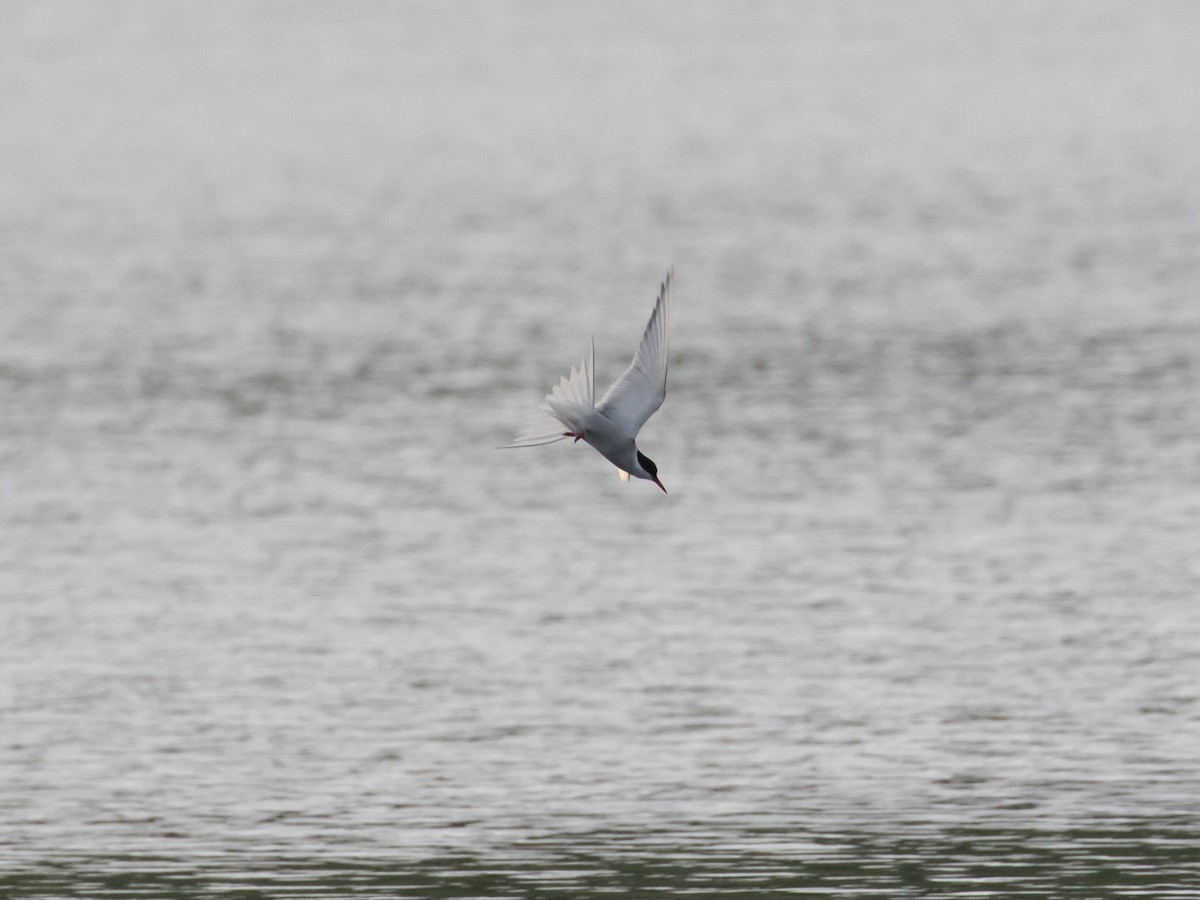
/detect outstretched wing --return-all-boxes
[596,268,672,437]
[504,339,595,447]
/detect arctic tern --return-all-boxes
[506,269,673,492]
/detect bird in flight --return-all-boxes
[506,268,673,493]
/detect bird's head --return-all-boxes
[637,450,667,493]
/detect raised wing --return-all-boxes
[504,339,595,447]
[596,268,672,437]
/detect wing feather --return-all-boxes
[596,268,672,437]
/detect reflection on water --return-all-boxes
[3,1,1200,897]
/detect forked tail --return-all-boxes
[504,338,595,447]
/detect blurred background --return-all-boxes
[2,1,1199,895]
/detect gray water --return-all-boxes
[3,2,1200,896]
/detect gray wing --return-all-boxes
[596,268,672,437]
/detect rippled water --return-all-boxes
[3,1,1200,896]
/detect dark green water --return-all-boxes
[6,822,1200,897]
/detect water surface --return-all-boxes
[2,1,1200,895]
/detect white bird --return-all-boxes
[506,268,673,493]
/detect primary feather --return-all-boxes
[596,268,672,437]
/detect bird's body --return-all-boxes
[561,405,653,481]
[506,269,673,492]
